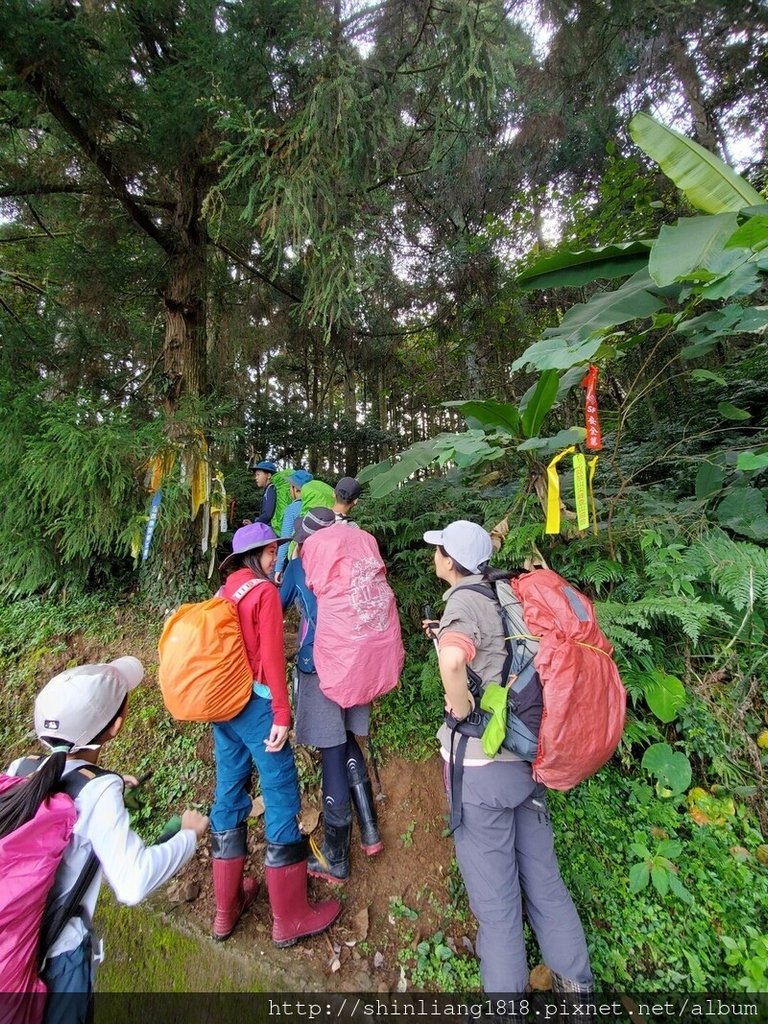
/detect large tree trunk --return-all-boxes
[162,172,209,407]
[145,171,212,605]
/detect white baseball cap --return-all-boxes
[423,520,493,574]
[34,657,144,752]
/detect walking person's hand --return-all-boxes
[422,604,439,639]
[181,809,209,840]
[264,724,289,752]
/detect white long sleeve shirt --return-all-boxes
[8,758,197,960]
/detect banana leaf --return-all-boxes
[629,112,762,215]
[518,240,653,290]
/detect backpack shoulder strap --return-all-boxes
[15,754,45,777]
[228,577,267,605]
[39,763,120,965]
[59,763,121,798]
[452,582,517,686]
[15,758,119,794]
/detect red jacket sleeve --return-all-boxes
[238,581,291,727]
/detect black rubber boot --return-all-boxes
[307,804,352,885]
[348,762,383,855]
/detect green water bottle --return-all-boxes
[156,814,182,844]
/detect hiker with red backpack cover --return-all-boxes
[279,507,393,886]
[209,522,340,946]
[0,657,208,1024]
[423,521,596,1002]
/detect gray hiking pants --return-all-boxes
[447,758,593,994]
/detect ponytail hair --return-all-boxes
[481,564,525,584]
[0,744,70,840]
[239,551,272,581]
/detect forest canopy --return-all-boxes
[0,0,765,590]
[2,0,768,995]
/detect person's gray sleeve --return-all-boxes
[438,592,482,649]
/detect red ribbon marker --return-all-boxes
[581,363,603,451]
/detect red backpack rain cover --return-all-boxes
[0,775,76,1018]
[512,568,626,790]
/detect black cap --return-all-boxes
[293,507,336,544]
[334,477,362,502]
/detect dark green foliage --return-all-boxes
[0,387,157,595]
[0,1,766,992]
[551,766,768,991]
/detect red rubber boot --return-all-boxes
[265,839,342,948]
[210,827,259,941]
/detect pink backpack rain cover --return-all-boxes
[0,774,76,1018]
[512,568,627,790]
[302,524,404,708]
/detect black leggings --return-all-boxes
[321,732,367,809]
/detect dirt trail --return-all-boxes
[150,754,460,993]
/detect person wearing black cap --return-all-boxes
[279,508,384,885]
[246,459,279,525]
[332,477,362,526]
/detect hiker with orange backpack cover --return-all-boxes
[209,522,340,945]
[1,657,208,1024]
[423,521,593,1003]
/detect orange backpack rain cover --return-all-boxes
[158,594,255,723]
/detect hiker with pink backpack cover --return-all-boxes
[0,657,208,1024]
[285,503,404,884]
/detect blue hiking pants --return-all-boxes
[42,935,92,1024]
[211,693,302,844]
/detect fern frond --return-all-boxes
[682,530,768,611]
[599,596,733,646]
[582,557,626,593]
[601,622,654,658]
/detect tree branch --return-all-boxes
[0,232,71,243]
[213,241,303,303]
[16,68,174,253]
[0,181,175,209]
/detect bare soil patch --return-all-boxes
[160,754,462,992]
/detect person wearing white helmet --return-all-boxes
[2,658,208,1023]
[423,521,593,1007]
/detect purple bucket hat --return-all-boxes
[219,522,289,573]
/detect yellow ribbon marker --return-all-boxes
[587,455,599,534]
[148,452,176,494]
[545,445,577,534]
[190,437,210,520]
[573,453,589,531]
